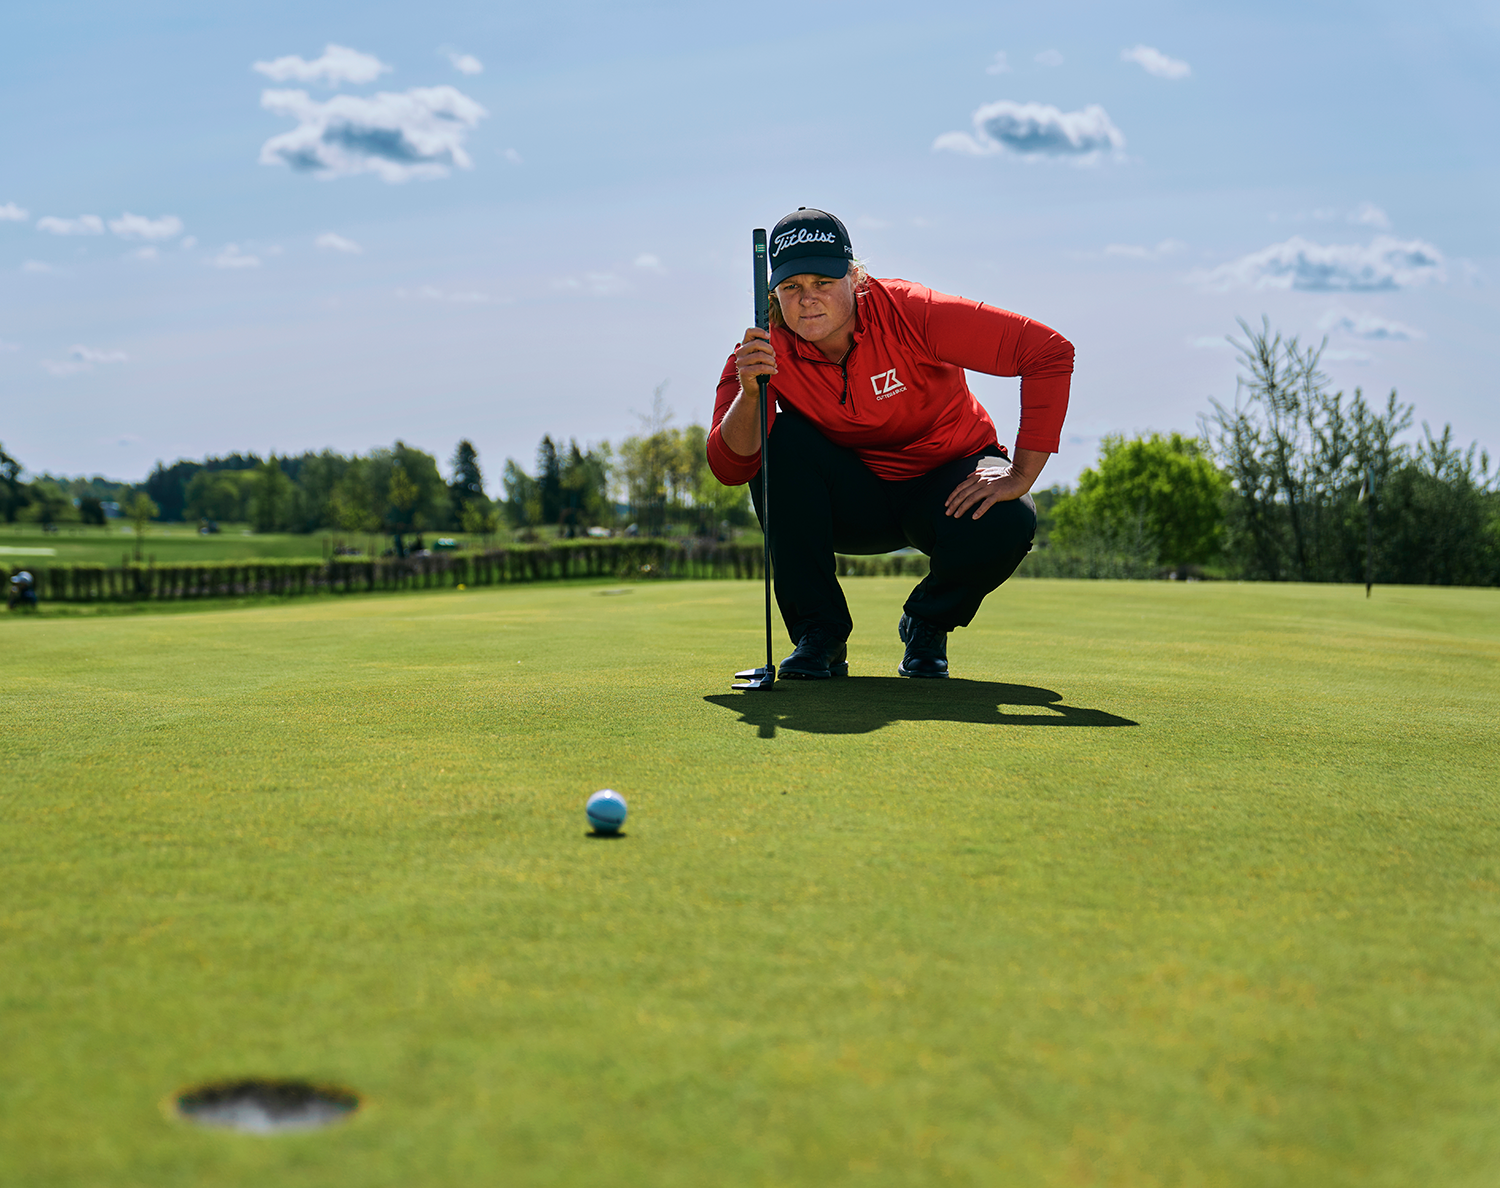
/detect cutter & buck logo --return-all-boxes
[871,368,907,400]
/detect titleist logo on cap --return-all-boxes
[772,228,838,256]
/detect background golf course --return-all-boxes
[4,577,1498,1186]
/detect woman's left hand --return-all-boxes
[944,447,1049,519]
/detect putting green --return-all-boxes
[3,578,1498,1186]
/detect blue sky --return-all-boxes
[3,0,1497,490]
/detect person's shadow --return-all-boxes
[704,678,1138,738]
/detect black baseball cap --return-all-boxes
[768,208,854,287]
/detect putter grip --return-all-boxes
[753,229,769,332]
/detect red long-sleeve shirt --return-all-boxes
[708,277,1073,484]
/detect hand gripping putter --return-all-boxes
[733,228,776,691]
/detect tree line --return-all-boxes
[1038,318,1498,586]
[2,393,750,545]
[6,318,1495,585]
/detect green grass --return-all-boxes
[3,578,1498,1187]
[0,524,335,565]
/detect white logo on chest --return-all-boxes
[870,368,907,400]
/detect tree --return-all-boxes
[1376,424,1499,586]
[1052,433,1229,569]
[684,423,750,535]
[461,497,502,545]
[536,436,563,527]
[79,496,106,526]
[252,456,293,533]
[619,382,677,536]
[559,439,613,535]
[386,461,421,552]
[449,440,485,525]
[27,480,71,529]
[186,470,248,523]
[0,443,29,524]
[1204,317,1413,582]
[127,491,159,561]
[501,458,539,529]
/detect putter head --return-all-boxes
[732,665,776,691]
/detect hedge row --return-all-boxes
[8,539,934,603]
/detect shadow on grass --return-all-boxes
[704,678,1138,737]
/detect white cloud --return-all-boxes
[36,215,104,235]
[1034,49,1064,67]
[127,246,158,262]
[552,273,627,297]
[259,86,488,182]
[396,285,490,303]
[448,51,483,75]
[1318,307,1425,341]
[633,253,664,272]
[1348,201,1391,229]
[1121,45,1191,79]
[1196,235,1445,292]
[181,236,197,250]
[0,202,28,221]
[21,260,56,273]
[1104,238,1186,259]
[316,231,364,254]
[108,212,183,240]
[71,345,128,363]
[42,344,128,376]
[935,100,1124,162]
[503,148,523,165]
[253,44,391,86]
[210,245,261,269]
[0,339,19,352]
[986,51,1010,75]
[42,360,90,376]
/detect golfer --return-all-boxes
[708,208,1074,679]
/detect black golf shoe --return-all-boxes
[778,626,849,680]
[897,613,949,678]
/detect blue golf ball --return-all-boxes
[586,789,628,833]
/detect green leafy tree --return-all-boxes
[449,440,485,525]
[127,491,159,561]
[1375,424,1499,586]
[684,423,749,535]
[78,496,107,526]
[1052,433,1229,569]
[386,462,421,545]
[501,459,539,529]
[0,443,29,524]
[536,436,563,527]
[559,439,613,535]
[289,450,350,533]
[1205,317,1414,581]
[185,470,249,523]
[618,383,678,536]
[27,480,71,529]
[252,456,293,533]
[460,496,502,545]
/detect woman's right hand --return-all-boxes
[733,327,777,399]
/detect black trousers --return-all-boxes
[749,408,1037,645]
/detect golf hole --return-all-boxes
[174,1078,360,1134]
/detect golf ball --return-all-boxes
[586,789,627,833]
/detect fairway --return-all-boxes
[3,578,1498,1186]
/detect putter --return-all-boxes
[732,227,776,691]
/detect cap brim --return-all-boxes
[769,256,850,288]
